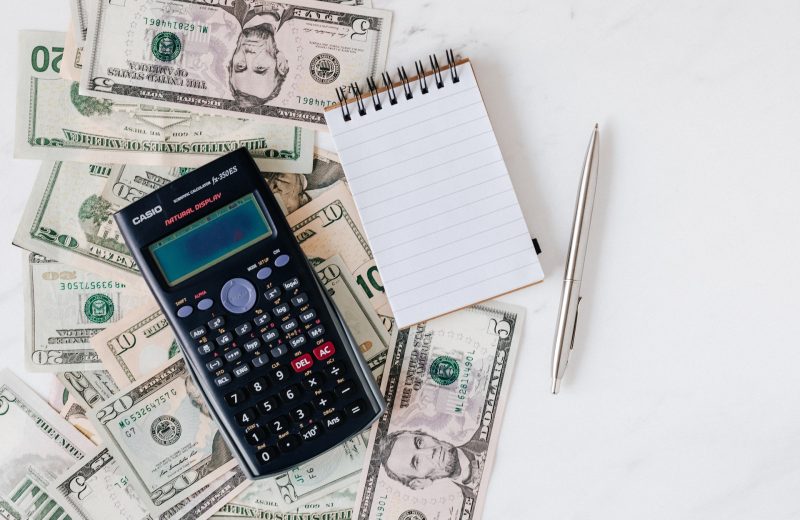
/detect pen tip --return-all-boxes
[551,378,561,394]
[594,123,599,130]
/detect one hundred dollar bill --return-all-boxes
[89,357,238,515]
[23,252,152,372]
[354,301,526,520]
[13,161,141,283]
[215,482,357,519]
[0,369,94,520]
[81,0,390,129]
[17,30,313,172]
[60,395,103,445]
[57,369,119,411]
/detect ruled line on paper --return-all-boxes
[337,100,484,152]
[367,187,514,239]
[364,172,510,225]
[392,262,536,313]
[390,247,534,299]
[352,145,500,197]
[343,120,491,168]
[332,85,480,137]
[378,218,526,269]
[383,231,531,283]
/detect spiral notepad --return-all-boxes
[324,51,544,327]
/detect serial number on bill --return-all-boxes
[296,96,336,108]
[143,18,208,33]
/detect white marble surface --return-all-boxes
[2,1,800,518]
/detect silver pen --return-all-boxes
[551,124,600,394]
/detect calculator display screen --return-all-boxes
[149,193,272,286]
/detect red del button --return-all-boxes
[313,342,336,361]
[290,353,313,373]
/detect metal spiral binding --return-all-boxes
[334,50,460,121]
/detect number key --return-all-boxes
[269,367,290,384]
[235,408,258,426]
[245,427,267,445]
[268,415,291,434]
[257,446,279,464]
[280,385,301,403]
[290,404,312,422]
[225,389,246,407]
[258,396,279,415]
[248,378,268,395]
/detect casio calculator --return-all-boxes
[114,148,385,480]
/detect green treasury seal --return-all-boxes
[84,294,114,324]
[152,32,182,62]
[429,356,459,386]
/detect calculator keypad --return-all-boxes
[183,252,373,470]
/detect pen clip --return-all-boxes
[569,296,582,351]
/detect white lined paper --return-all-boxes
[325,59,544,327]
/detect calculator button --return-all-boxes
[243,338,261,352]
[257,446,279,464]
[268,415,291,434]
[282,278,300,291]
[300,422,322,441]
[177,305,193,318]
[290,404,312,422]
[236,408,258,426]
[272,303,290,317]
[215,373,232,387]
[270,345,288,358]
[269,367,290,384]
[258,396,279,415]
[313,342,335,361]
[216,332,234,347]
[307,325,325,340]
[206,358,223,371]
[299,309,316,323]
[207,316,225,329]
[290,353,313,373]
[197,343,214,356]
[252,354,270,368]
[302,373,324,390]
[245,427,267,445]
[197,298,214,311]
[220,278,257,314]
[275,254,291,267]
[290,293,308,307]
[254,313,270,327]
[312,392,335,410]
[232,364,250,378]
[225,389,246,407]
[262,329,279,343]
[281,319,299,333]
[335,380,356,399]
[288,335,307,349]
[280,385,301,403]
[324,412,345,430]
[224,348,242,362]
[264,287,281,301]
[346,400,366,417]
[325,362,346,378]
[234,322,252,336]
[190,326,206,339]
[247,378,268,395]
[256,267,272,280]
[278,434,301,453]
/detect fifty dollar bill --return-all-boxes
[81,0,390,129]
[17,30,313,172]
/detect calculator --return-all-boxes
[114,148,385,480]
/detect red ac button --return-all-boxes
[290,353,314,373]
[313,342,335,361]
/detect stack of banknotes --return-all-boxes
[4,2,527,519]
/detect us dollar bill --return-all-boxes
[316,255,388,378]
[354,301,526,520]
[286,181,391,325]
[91,304,182,387]
[81,0,390,130]
[215,482,357,519]
[57,369,119,410]
[14,161,141,283]
[24,252,153,372]
[17,30,313,172]
[0,369,94,520]
[89,357,238,515]
[103,164,192,208]
[62,21,83,81]
[60,395,103,444]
